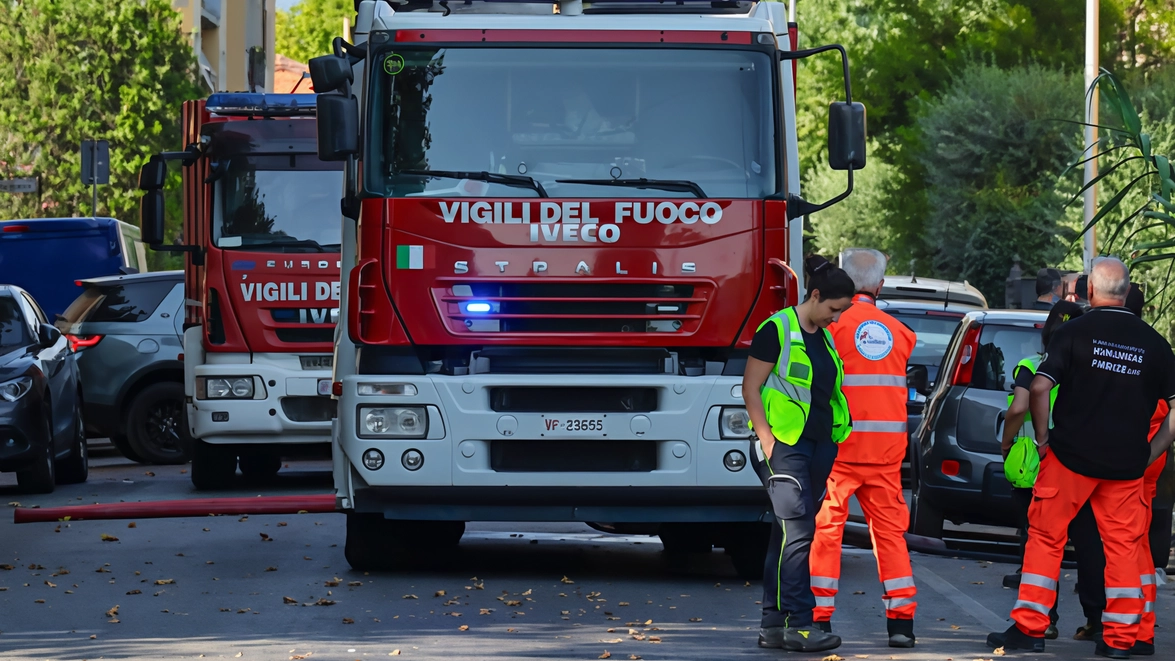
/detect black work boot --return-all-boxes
[1003,572,1023,589]
[1131,640,1155,656]
[986,624,1045,653]
[781,627,842,652]
[1095,640,1130,659]
[887,617,915,648]
[757,626,783,649]
[814,620,832,633]
[1074,619,1103,641]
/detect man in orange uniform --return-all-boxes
[811,248,918,648]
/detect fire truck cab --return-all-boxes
[311,0,865,577]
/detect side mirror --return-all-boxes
[38,323,61,348]
[140,189,165,246]
[138,157,166,191]
[907,364,930,395]
[309,54,354,94]
[828,102,866,171]
[316,94,359,161]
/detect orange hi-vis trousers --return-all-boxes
[810,460,916,621]
[1013,453,1151,651]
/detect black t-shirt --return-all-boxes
[1013,360,1039,391]
[1037,307,1175,479]
[750,320,836,444]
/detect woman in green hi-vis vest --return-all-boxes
[742,255,856,654]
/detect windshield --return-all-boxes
[0,298,29,352]
[367,47,777,199]
[890,313,962,370]
[214,155,344,252]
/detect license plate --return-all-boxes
[317,379,333,396]
[300,355,333,370]
[540,415,607,436]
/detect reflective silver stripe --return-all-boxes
[883,576,916,592]
[842,374,907,387]
[789,331,803,342]
[811,576,839,590]
[883,597,917,610]
[814,596,836,607]
[1141,573,1157,586]
[1102,611,1141,625]
[1021,574,1058,591]
[1105,588,1144,600]
[1013,600,1052,616]
[852,420,908,433]
[765,371,812,405]
[1144,601,1155,613]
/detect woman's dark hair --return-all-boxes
[1041,300,1084,349]
[804,255,856,302]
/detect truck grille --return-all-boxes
[434,281,709,334]
[490,387,658,413]
[281,396,338,422]
[490,440,656,472]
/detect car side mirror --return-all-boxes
[139,157,166,191]
[907,364,930,395]
[309,53,354,94]
[828,102,866,171]
[140,189,165,246]
[316,94,359,161]
[38,323,61,348]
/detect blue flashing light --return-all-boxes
[465,302,493,313]
[205,93,317,117]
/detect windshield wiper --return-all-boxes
[555,178,706,199]
[396,169,549,198]
[231,235,333,253]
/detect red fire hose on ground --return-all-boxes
[13,494,337,524]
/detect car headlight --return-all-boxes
[0,376,32,402]
[198,376,257,400]
[720,407,753,439]
[358,406,427,438]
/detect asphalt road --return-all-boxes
[0,444,1171,660]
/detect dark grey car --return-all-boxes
[56,271,188,465]
[909,309,1047,537]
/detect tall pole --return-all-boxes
[91,142,98,218]
[1083,0,1099,272]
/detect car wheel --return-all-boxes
[723,522,770,581]
[191,440,237,490]
[56,403,89,485]
[17,416,56,494]
[238,453,282,481]
[126,382,192,465]
[109,434,146,464]
[909,475,944,538]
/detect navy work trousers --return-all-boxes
[753,436,838,628]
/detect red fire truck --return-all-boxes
[311,0,865,576]
[138,94,344,490]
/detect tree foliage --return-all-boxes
[0,0,201,269]
[806,140,904,261]
[276,0,354,65]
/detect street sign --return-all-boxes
[81,140,110,185]
[0,178,38,194]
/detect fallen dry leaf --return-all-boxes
[324,580,340,587]
[600,638,623,644]
[644,619,653,626]
[290,654,312,660]
[629,656,642,660]
[821,655,844,661]
[994,647,1007,656]
[402,594,418,599]
[480,608,493,615]
[342,617,354,624]
[853,591,865,595]
[688,617,702,622]
[599,652,611,660]
[648,636,661,643]
[950,624,961,630]
[562,576,575,584]
[458,625,469,631]
[108,618,120,624]
[618,602,630,606]
[89,635,97,639]
[126,590,141,595]
[155,579,175,585]
[435,590,446,597]
[972,581,985,585]
[127,522,137,529]
[348,581,362,587]
[260,533,272,542]
[34,599,45,604]
[283,597,298,604]
[105,605,120,617]
[389,652,400,657]
[220,608,231,612]
[314,598,336,606]
[45,581,56,588]
[505,600,522,607]
[100,534,119,542]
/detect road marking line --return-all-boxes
[912,560,1009,632]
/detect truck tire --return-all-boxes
[126,382,192,465]
[724,522,770,581]
[909,477,944,539]
[56,405,89,485]
[17,417,56,494]
[345,513,399,571]
[238,453,282,481]
[110,434,146,463]
[658,524,714,555]
[409,521,466,550]
[191,440,237,490]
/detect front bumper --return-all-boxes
[189,358,335,446]
[0,398,45,472]
[334,373,766,522]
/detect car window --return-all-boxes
[20,293,48,325]
[58,288,104,327]
[971,324,1041,391]
[0,297,30,351]
[86,280,177,323]
[889,313,961,367]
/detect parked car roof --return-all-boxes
[880,275,988,308]
[967,309,1049,325]
[78,270,183,287]
[876,298,984,315]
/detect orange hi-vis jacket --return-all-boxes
[828,293,917,465]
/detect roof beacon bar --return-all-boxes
[204,93,318,118]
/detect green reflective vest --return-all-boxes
[1006,354,1058,433]
[750,307,853,446]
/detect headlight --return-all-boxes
[198,376,257,400]
[720,407,753,439]
[359,406,427,438]
[0,376,32,402]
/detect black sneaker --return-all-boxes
[1131,640,1155,656]
[887,617,916,648]
[781,627,842,653]
[987,624,1045,653]
[1095,640,1130,659]
[814,621,832,633]
[1003,573,1023,589]
[757,626,783,649]
[1045,623,1059,640]
[1075,623,1103,641]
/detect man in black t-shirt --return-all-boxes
[988,257,1175,657]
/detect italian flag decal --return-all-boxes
[396,245,424,270]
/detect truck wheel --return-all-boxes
[909,477,944,538]
[724,522,770,581]
[238,453,282,481]
[658,524,714,555]
[110,434,146,463]
[126,382,192,465]
[17,417,56,494]
[345,513,399,571]
[408,521,465,550]
[191,440,237,490]
[56,405,89,485]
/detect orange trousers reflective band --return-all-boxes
[1013,453,1150,651]
[810,460,916,621]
